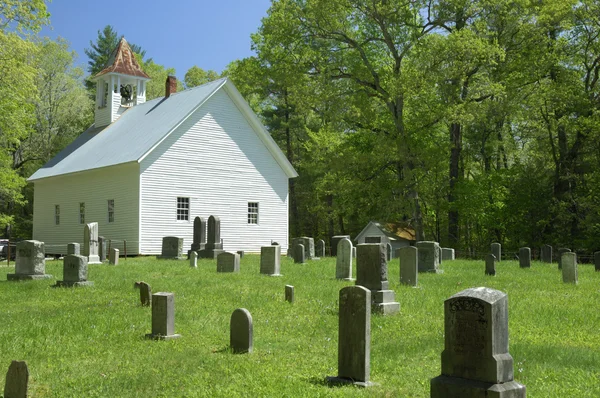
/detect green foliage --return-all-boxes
[137,55,184,100]
[184,65,220,88]
[0,0,49,33]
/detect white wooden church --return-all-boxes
[29,38,297,255]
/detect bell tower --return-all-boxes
[91,37,151,127]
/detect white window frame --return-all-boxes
[55,205,60,225]
[248,202,259,224]
[108,199,115,223]
[79,202,85,224]
[177,197,190,221]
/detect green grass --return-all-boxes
[1,255,599,397]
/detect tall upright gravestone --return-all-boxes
[430,287,526,397]
[294,244,306,264]
[399,246,418,287]
[519,247,531,268]
[557,248,571,270]
[230,308,253,354]
[336,238,354,280]
[561,252,578,284]
[190,216,206,253]
[146,292,181,340]
[316,239,326,257]
[491,243,502,262]
[98,236,107,262]
[4,360,28,398]
[356,243,400,315]
[7,240,52,280]
[331,235,351,257]
[83,222,101,264]
[260,245,281,276]
[485,254,497,276]
[541,244,553,263]
[199,215,224,259]
[416,241,441,273]
[326,285,374,387]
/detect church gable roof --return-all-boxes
[94,37,150,79]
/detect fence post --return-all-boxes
[124,240,127,260]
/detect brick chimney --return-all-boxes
[165,76,177,98]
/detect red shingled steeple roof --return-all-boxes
[94,37,150,79]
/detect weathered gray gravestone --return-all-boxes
[485,254,497,276]
[139,282,152,306]
[561,252,578,284]
[98,236,107,262]
[109,248,119,265]
[491,243,502,262]
[230,308,253,354]
[285,285,294,303]
[316,239,326,258]
[326,285,375,387]
[519,247,531,268]
[294,243,306,264]
[416,241,441,273]
[260,245,281,276]
[189,251,198,268]
[595,251,600,272]
[298,237,315,259]
[557,248,571,270]
[7,240,52,281]
[159,236,184,260]
[441,248,455,261]
[198,215,224,259]
[541,244,553,263]
[217,252,240,273]
[356,243,400,315]
[56,254,93,287]
[67,242,80,255]
[336,238,354,280]
[331,235,351,257]
[4,360,28,398]
[83,222,101,264]
[190,216,206,253]
[399,246,418,287]
[386,243,393,261]
[430,287,526,397]
[146,292,181,340]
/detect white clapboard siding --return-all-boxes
[94,104,111,127]
[356,223,387,244]
[32,163,140,255]
[140,88,289,254]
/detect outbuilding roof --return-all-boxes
[355,221,416,243]
[28,78,298,181]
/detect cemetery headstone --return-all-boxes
[437,244,443,264]
[294,243,306,264]
[416,241,441,273]
[485,254,496,276]
[441,248,455,261]
[146,292,181,340]
[595,251,600,272]
[326,285,374,387]
[285,285,294,303]
[430,287,526,397]
[336,238,354,280]
[364,236,381,243]
[139,282,152,307]
[386,243,393,261]
[356,243,400,315]
[557,248,571,270]
[109,248,119,265]
[519,247,531,268]
[159,237,184,260]
[298,237,315,260]
[7,240,52,280]
[3,360,28,398]
[56,254,93,287]
[230,308,253,354]
[561,252,578,284]
[198,215,224,259]
[83,222,101,264]
[260,245,281,276]
[399,246,418,287]
[237,250,244,258]
[491,243,502,262]
[190,216,206,253]
[98,236,107,262]
[217,252,240,273]
[316,239,326,258]
[67,242,80,255]
[331,235,351,257]
[189,251,198,268]
[541,244,553,263]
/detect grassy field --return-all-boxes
[1,254,599,397]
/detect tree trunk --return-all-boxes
[448,122,461,246]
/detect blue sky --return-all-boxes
[39,0,273,80]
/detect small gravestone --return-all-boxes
[557,248,570,270]
[491,243,501,262]
[399,246,418,287]
[189,251,198,268]
[98,236,107,262]
[441,248,455,261]
[541,244,553,263]
[260,245,281,276]
[561,252,578,284]
[83,222,101,264]
[217,252,240,273]
[430,287,526,397]
[416,241,441,273]
[4,360,28,398]
[386,243,393,261]
[364,236,381,243]
[198,215,224,259]
[336,238,354,280]
[7,240,52,280]
[109,248,119,265]
[190,216,206,253]
[595,251,600,272]
[316,239,326,258]
[285,285,294,303]
[139,282,152,307]
[331,235,351,257]
[146,292,181,340]
[326,285,374,387]
[519,247,531,268]
[236,250,244,258]
[356,243,399,315]
[230,308,253,354]
[56,254,93,287]
[485,254,496,276]
[294,243,306,264]
[159,237,183,259]
[67,242,80,255]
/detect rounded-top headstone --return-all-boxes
[230,308,253,354]
[3,360,28,398]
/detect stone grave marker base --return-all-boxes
[157,255,184,260]
[198,249,224,259]
[7,274,52,281]
[145,333,181,341]
[55,280,94,287]
[431,375,526,397]
[325,376,378,388]
[372,290,400,315]
[87,255,102,264]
